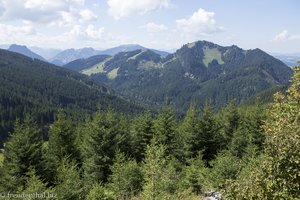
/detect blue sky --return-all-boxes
[0,0,299,53]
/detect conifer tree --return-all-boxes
[0,116,43,191]
[43,110,80,185]
[81,110,125,186]
[154,107,183,161]
[86,184,114,200]
[220,100,240,147]
[141,141,169,200]
[191,104,221,162]
[108,152,143,199]
[54,158,83,200]
[47,110,79,162]
[17,168,54,199]
[181,155,209,195]
[131,111,155,162]
[179,105,200,158]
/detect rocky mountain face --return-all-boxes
[64,40,293,111]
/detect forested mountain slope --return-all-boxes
[0,49,142,146]
[66,40,293,111]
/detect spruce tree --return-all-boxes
[47,110,79,162]
[131,111,155,162]
[108,152,143,198]
[0,116,43,191]
[141,141,169,200]
[154,107,182,161]
[191,104,221,162]
[179,105,200,158]
[54,158,83,200]
[43,110,79,185]
[220,100,240,148]
[81,109,125,186]
[17,168,54,199]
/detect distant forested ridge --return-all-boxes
[65,40,293,112]
[0,65,299,199]
[0,49,142,146]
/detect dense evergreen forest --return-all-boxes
[0,49,143,147]
[0,66,299,199]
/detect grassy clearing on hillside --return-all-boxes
[0,152,4,167]
[82,63,106,75]
[107,68,119,79]
[203,47,224,67]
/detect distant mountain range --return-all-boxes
[100,44,170,57]
[4,43,297,69]
[271,53,300,67]
[1,44,170,66]
[65,40,293,112]
[49,47,100,66]
[29,46,62,60]
[50,44,169,65]
[8,44,46,61]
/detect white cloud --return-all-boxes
[80,9,97,21]
[273,30,300,41]
[107,0,171,19]
[0,23,36,45]
[0,23,35,36]
[141,22,168,33]
[67,24,131,48]
[0,0,96,26]
[176,8,223,37]
[0,22,130,49]
[70,24,105,41]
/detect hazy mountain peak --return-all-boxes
[8,44,46,61]
[50,47,101,66]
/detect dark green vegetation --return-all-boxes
[0,66,299,199]
[66,40,293,112]
[0,49,142,146]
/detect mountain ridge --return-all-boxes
[0,49,143,146]
[50,44,169,65]
[65,40,293,112]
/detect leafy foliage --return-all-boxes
[225,66,300,199]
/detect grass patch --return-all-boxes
[0,152,4,167]
[82,63,105,75]
[107,68,119,80]
[203,47,224,67]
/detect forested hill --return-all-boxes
[0,49,143,146]
[68,40,293,112]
